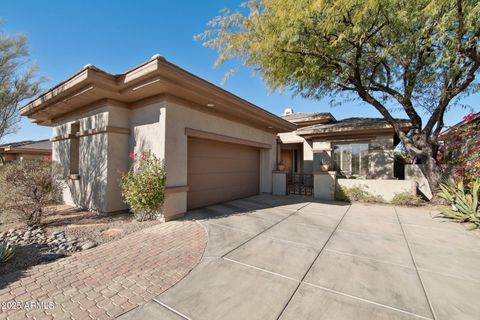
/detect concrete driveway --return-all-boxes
[120,195,480,320]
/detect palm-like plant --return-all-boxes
[0,241,15,263]
[438,179,479,228]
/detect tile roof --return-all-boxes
[0,139,52,151]
[281,112,334,121]
[296,117,411,135]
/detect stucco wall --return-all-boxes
[368,135,394,179]
[0,153,48,162]
[52,138,75,206]
[337,178,415,202]
[1,154,17,162]
[312,140,332,173]
[405,164,433,200]
[272,171,287,195]
[129,102,166,159]
[51,102,130,213]
[77,133,109,212]
[314,172,337,200]
[106,133,130,211]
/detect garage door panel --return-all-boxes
[188,172,260,192]
[188,157,259,174]
[188,140,257,159]
[187,137,260,210]
[188,185,257,208]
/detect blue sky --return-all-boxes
[2,0,478,143]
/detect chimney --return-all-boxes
[283,108,293,116]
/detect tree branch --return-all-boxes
[424,60,479,135]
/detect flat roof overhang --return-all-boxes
[296,123,412,140]
[20,57,296,133]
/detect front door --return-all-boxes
[281,149,293,173]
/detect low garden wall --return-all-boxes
[404,164,433,200]
[336,178,416,202]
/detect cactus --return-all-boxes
[0,241,15,263]
[438,179,480,228]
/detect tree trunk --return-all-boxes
[401,133,446,203]
[419,156,445,203]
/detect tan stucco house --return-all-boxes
[278,109,411,179]
[276,109,413,200]
[20,55,296,220]
[0,139,52,163]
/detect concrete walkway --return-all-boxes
[122,195,480,320]
[0,221,207,320]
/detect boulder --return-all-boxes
[81,240,96,250]
[101,228,124,237]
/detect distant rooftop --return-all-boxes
[0,139,52,152]
[441,112,480,135]
[295,117,412,136]
[281,109,336,127]
[281,112,335,121]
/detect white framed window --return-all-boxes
[332,143,369,177]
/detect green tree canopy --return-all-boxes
[198,0,480,194]
[0,25,42,148]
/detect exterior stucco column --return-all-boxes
[272,171,288,195]
[312,140,333,172]
[368,135,394,179]
[314,171,337,200]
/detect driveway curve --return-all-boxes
[122,195,480,320]
[0,220,207,320]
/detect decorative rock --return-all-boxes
[0,227,83,254]
[101,228,124,237]
[52,231,65,238]
[80,240,96,250]
[66,240,77,247]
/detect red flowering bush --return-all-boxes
[438,113,480,187]
[121,153,166,221]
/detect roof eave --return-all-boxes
[20,58,296,133]
[296,123,411,138]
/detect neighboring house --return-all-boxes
[0,139,52,163]
[440,112,480,158]
[278,109,411,180]
[441,112,479,137]
[19,55,296,220]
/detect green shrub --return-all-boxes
[335,185,384,203]
[334,188,350,202]
[438,178,479,228]
[0,241,15,263]
[0,160,63,226]
[121,153,166,221]
[391,192,425,207]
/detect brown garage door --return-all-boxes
[187,137,260,210]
